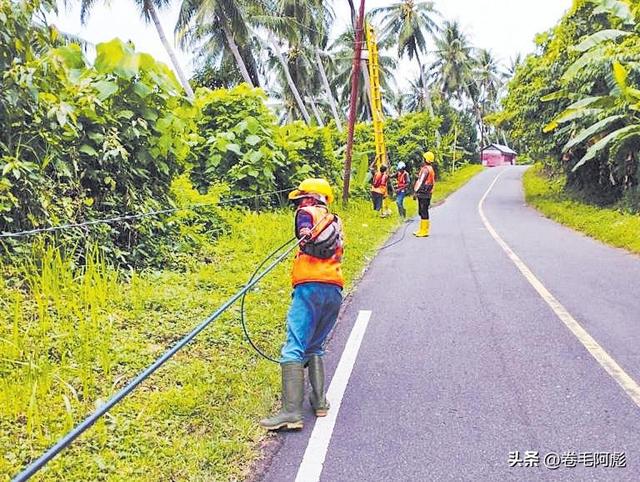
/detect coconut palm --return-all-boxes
[506,53,522,78]
[475,49,503,105]
[473,49,506,146]
[429,20,475,103]
[404,75,429,113]
[80,0,194,98]
[176,0,261,88]
[371,0,440,114]
[270,1,342,127]
[327,27,397,121]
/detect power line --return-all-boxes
[11,213,332,481]
[11,236,303,482]
[0,188,294,240]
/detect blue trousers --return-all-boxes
[396,190,407,217]
[281,282,343,363]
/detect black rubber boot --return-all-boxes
[308,355,330,417]
[260,362,304,430]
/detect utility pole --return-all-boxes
[452,124,458,173]
[342,0,366,205]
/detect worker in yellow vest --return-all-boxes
[413,151,436,237]
[260,178,344,431]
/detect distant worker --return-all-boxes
[394,161,410,218]
[413,151,436,237]
[371,164,389,212]
[260,178,344,431]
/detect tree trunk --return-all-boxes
[221,22,255,86]
[307,96,324,126]
[316,48,343,130]
[146,2,194,99]
[415,54,434,116]
[268,32,311,124]
[347,0,357,28]
[361,59,373,117]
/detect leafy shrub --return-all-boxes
[0,1,199,266]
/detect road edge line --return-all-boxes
[294,310,373,482]
[478,168,640,408]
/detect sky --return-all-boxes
[49,0,573,86]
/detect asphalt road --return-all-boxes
[256,166,640,482]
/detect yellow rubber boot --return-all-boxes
[413,219,428,237]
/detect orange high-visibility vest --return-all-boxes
[371,172,388,195]
[291,205,344,288]
[414,165,435,196]
[396,171,409,190]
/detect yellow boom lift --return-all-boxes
[365,24,391,215]
[365,23,387,168]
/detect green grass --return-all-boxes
[0,164,482,481]
[523,164,640,255]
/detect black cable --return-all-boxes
[11,236,303,482]
[240,236,298,364]
[379,218,413,251]
[0,188,294,239]
[238,213,332,363]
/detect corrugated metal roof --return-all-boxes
[481,143,517,155]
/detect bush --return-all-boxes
[0,0,195,265]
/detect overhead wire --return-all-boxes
[11,225,303,481]
[0,187,294,240]
[11,212,331,480]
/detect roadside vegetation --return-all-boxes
[0,164,481,480]
[1,0,497,478]
[524,164,640,254]
[492,0,640,217]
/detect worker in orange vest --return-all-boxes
[370,164,389,212]
[260,178,344,431]
[394,161,410,218]
[413,151,436,237]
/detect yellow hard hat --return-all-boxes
[288,178,334,204]
[423,151,435,163]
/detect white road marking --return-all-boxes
[479,168,640,408]
[295,310,373,482]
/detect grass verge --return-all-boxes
[523,164,640,255]
[0,164,482,481]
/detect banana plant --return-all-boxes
[543,0,640,174]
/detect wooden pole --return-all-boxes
[342,0,366,205]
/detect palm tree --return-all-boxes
[506,53,522,78]
[263,1,342,127]
[474,48,505,145]
[404,75,430,113]
[80,0,194,98]
[475,49,502,104]
[429,20,475,103]
[327,27,397,121]
[176,0,261,88]
[371,0,440,115]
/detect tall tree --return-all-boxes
[327,27,397,121]
[80,0,194,98]
[176,0,261,87]
[371,0,440,115]
[474,48,505,145]
[265,1,341,126]
[429,20,475,102]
